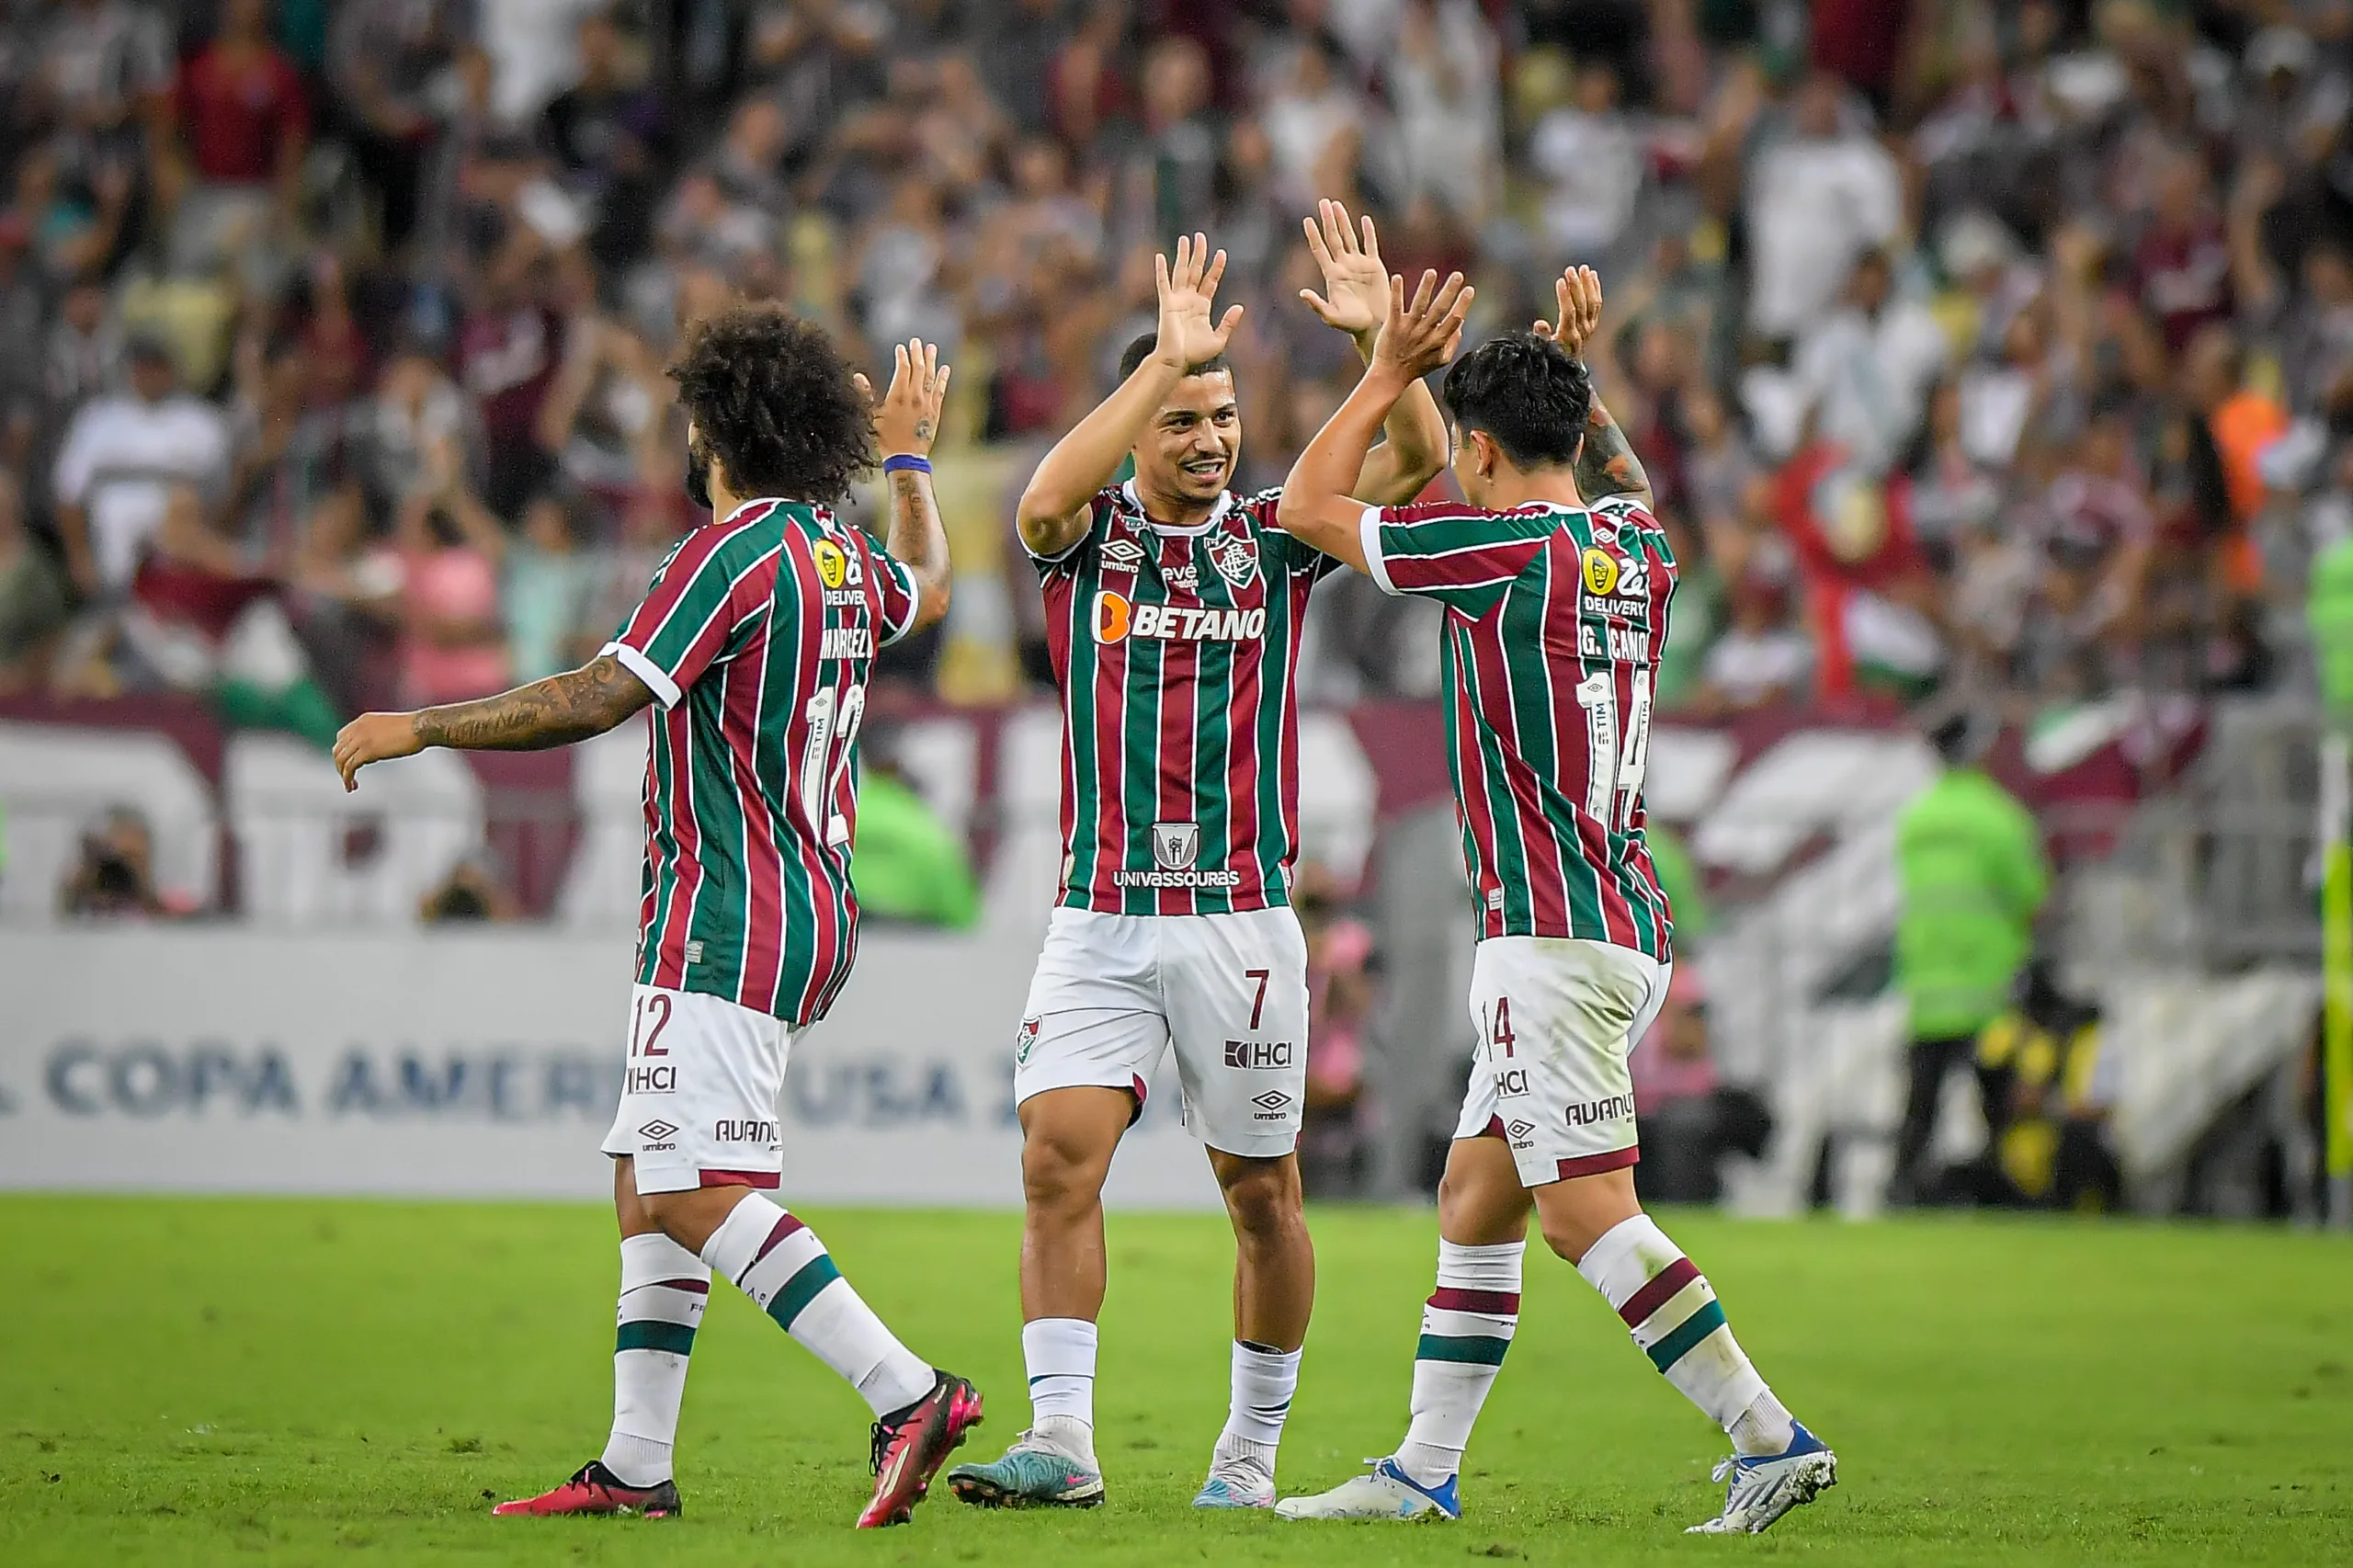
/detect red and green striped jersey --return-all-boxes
[1032,482,1337,915]
[603,497,921,1025]
[1359,493,1676,959]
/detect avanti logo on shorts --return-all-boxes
[1564,1094,1636,1128]
[1091,590,1266,645]
[713,1119,777,1143]
[1223,1040,1294,1069]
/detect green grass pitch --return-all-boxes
[3,1197,2349,1565]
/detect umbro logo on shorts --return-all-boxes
[1506,1119,1538,1141]
[1250,1089,1293,1120]
[1224,1040,1294,1069]
[638,1119,679,1151]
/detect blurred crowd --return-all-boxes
[0,0,2348,734]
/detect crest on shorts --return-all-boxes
[1208,532,1258,586]
[1151,821,1200,869]
[1016,1016,1040,1066]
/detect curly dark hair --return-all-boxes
[667,303,874,503]
[1440,332,1593,470]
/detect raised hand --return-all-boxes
[1299,199,1389,340]
[1373,269,1474,384]
[1532,265,1605,358]
[862,337,951,458]
[1152,232,1245,372]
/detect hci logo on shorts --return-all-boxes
[1153,821,1199,870]
[1224,1040,1295,1069]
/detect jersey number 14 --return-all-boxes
[1574,668,1653,833]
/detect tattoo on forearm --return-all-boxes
[887,470,944,574]
[413,654,647,752]
[1574,388,1652,506]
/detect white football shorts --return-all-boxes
[601,983,792,1195]
[1453,936,1671,1187]
[1015,904,1309,1158]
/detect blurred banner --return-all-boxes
[0,926,1222,1208]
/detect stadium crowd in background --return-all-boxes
[1,1,2347,1208]
[0,0,2344,729]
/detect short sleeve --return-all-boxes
[1250,490,1340,583]
[870,539,923,647]
[600,530,766,708]
[1025,493,1108,574]
[1359,501,1558,614]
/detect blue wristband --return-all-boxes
[882,453,932,474]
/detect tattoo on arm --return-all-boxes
[412,654,652,752]
[1574,384,1653,507]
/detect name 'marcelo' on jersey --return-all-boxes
[1031,481,1337,915]
[1359,493,1676,960]
[603,497,920,1025]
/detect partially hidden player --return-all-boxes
[332,312,982,1528]
[1267,266,1837,1534]
[946,209,1449,1513]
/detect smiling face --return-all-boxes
[1132,369,1241,512]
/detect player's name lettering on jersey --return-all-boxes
[1580,621,1653,662]
[1111,866,1245,889]
[1092,591,1267,645]
[821,625,875,660]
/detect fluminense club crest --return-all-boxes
[1207,532,1258,586]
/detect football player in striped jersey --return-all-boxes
[948,208,1449,1513]
[1268,267,1836,1534]
[332,310,983,1528]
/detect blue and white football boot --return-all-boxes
[1273,1457,1461,1521]
[1685,1422,1837,1534]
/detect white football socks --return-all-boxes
[1022,1316,1099,1465]
[600,1232,709,1486]
[1576,1215,1792,1456]
[699,1196,935,1416]
[1213,1340,1302,1471]
[1394,1238,1524,1485]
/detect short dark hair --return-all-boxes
[1440,332,1592,469]
[668,303,874,502]
[1118,330,1232,384]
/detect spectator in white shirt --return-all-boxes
[1745,72,1904,343]
[51,333,231,597]
[1529,60,1644,262]
[1790,250,1950,472]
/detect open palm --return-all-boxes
[1300,199,1389,339]
[1154,232,1245,369]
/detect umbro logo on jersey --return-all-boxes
[1100,538,1147,570]
[1091,590,1267,644]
